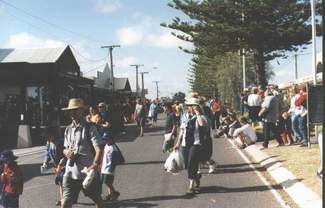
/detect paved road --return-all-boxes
[19,115,286,208]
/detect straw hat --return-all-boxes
[61,98,87,111]
[185,97,200,106]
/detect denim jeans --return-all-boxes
[181,145,201,180]
[298,115,308,145]
[263,122,283,147]
[291,114,302,142]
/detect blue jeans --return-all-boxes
[298,116,308,145]
[291,114,301,142]
[263,122,283,147]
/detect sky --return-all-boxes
[0,0,322,99]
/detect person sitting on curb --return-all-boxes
[232,116,257,149]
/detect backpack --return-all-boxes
[2,162,24,195]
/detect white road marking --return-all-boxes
[227,139,290,208]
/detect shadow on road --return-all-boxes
[144,126,165,133]
[20,163,45,183]
[200,184,283,194]
[123,160,165,165]
[115,124,139,143]
[105,201,157,208]
[111,194,195,206]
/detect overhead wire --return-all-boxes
[3,9,109,64]
[0,0,105,45]
[83,63,107,75]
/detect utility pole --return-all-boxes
[130,64,144,97]
[140,72,149,102]
[310,0,317,85]
[152,81,160,100]
[101,45,120,92]
[294,54,298,80]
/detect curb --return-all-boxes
[13,146,45,157]
[244,144,322,208]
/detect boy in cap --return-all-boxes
[0,150,23,208]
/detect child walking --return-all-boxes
[101,133,120,201]
[0,150,23,208]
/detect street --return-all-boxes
[19,115,286,208]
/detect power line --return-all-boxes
[70,45,108,63]
[0,0,105,45]
[83,63,107,75]
[4,9,108,64]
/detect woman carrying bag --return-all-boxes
[174,98,208,195]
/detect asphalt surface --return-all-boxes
[19,115,286,208]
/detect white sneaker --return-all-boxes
[208,165,216,174]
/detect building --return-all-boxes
[0,45,94,147]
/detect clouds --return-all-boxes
[116,16,193,50]
[4,33,66,49]
[94,0,123,13]
[115,56,139,69]
[116,26,144,46]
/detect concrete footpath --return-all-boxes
[243,143,322,208]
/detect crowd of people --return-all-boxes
[0,82,321,207]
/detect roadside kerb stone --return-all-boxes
[13,146,45,157]
[244,144,322,208]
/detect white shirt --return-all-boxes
[288,94,300,114]
[233,124,257,142]
[247,94,262,107]
[101,144,117,175]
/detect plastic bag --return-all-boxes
[164,150,184,174]
[81,167,95,189]
[162,133,175,153]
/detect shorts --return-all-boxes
[101,174,114,186]
[62,174,101,207]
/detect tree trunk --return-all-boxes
[254,51,267,88]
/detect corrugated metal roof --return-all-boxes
[0,47,67,63]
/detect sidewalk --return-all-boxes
[243,141,322,208]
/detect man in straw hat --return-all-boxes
[61,98,104,208]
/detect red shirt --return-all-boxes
[1,162,23,194]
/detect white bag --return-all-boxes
[81,167,95,189]
[164,150,184,174]
[162,133,175,153]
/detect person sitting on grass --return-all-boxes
[233,116,257,149]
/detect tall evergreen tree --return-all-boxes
[163,0,323,87]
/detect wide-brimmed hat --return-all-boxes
[0,150,18,162]
[61,98,87,111]
[185,97,200,106]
